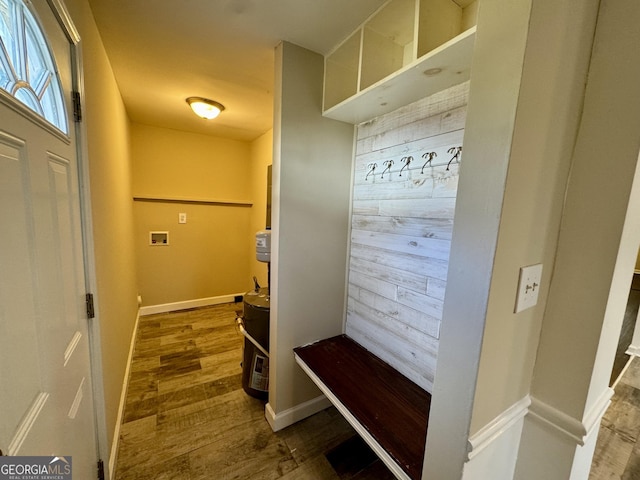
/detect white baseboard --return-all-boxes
[108,308,141,479]
[139,293,245,316]
[613,356,635,388]
[626,344,640,356]
[265,395,332,432]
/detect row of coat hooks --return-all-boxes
[365,146,462,181]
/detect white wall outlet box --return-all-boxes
[179,213,187,224]
[515,263,543,313]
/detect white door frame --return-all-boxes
[45,0,110,473]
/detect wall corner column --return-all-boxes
[266,41,355,430]
[515,0,640,478]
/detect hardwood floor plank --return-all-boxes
[118,415,157,442]
[622,439,640,480]
[590,426,635,479]
[592,356,640,479]
[116,452,191,480]
[278,408,355,466]
[600,383,640,443]
[130,356,161,373]
[202,373,243,399]
[157,384,208,413]
[189,420,296,480]
[621,358,640,391]
[123,396,158,423]
[279,456,339,480]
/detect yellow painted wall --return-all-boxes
[131,124,254,306]
[64,0,138,465]
[248,130,273,289]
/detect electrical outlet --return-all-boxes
[179,213,187,224]
[515,263,543,313]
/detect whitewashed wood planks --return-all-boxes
[345,82,468,392]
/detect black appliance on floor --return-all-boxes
[238,286,270,399]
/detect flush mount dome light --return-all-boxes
[186,97,225,119]
[423,67,443,77]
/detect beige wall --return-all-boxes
[64,0,138,469]
[131,123,254,306]
[268,42,354,425]
[249,130,273,289]
[472,0,599,431]
[516,1,640,476]
[425,0,640,477]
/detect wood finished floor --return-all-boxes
[114,303,394,480]
[114,301,640,479]
[591,355,640,479]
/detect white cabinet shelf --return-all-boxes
[323,0,478,124]
[324,27,475,124]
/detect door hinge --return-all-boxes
[86,293,95,319]
[73,91,82,122]
[97,459,105,480]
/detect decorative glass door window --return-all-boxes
[0,0,68,134]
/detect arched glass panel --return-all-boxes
[0,0,68,133]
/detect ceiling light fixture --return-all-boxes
[186,97,225,119]
[423,67,443,76]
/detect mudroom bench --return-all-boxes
[293,334,432,480]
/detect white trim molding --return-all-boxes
[467,396,531,460]
[466,387,614,463]
[527,388,614,446]
[583,387,615,437]
[108,309,142,479]
[139,293,245,316]
[265,395,331,433]
[528,397,586,445]
[626,344,640,356]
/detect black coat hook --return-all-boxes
[399,156,413,176]
[447,146,462,170]
[421,152,437,174]
[381,159,394,179]
[365,162,377,181]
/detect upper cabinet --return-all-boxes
[323,0,478,124]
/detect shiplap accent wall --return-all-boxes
[345,82,469,392]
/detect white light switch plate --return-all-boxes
[515,263,543,313]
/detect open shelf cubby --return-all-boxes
[323,0,478,123]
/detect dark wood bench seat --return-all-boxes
[293,334,431,480]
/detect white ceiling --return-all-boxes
[87,0,388,141]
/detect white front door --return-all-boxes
[0,0,98,477]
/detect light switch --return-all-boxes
[515,264,543,313]
[179,213,187,224]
